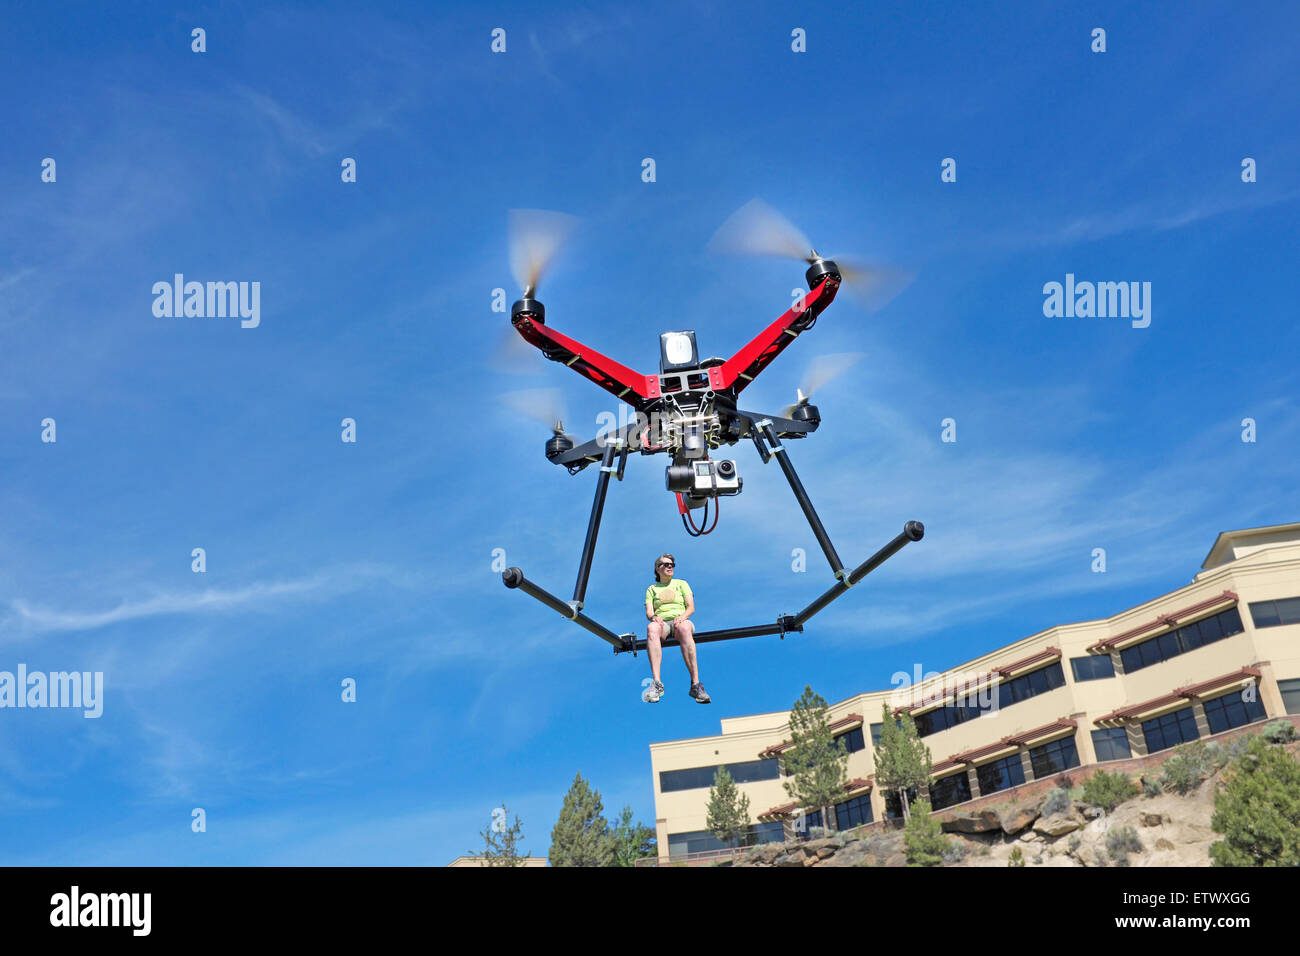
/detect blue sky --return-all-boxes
[1,1,1298,864]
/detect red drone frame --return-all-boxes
[501,239,924,655]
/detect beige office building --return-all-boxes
[649,522,1300,860]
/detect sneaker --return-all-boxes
[689,683,711,704]
[644,679,665,703]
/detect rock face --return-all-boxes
[1034,813,1082,837]
[999,805,1042,835]
[827,842,872,867]
[940,809,1002,833]
[726,750,1275,868]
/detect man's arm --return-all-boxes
[646,592,661,623]
[676,590,695,624]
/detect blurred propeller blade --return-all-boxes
[833,258,917,312]
[708,198,814,262]
[803,351,865,396]
[509,209,579,295]
[491,326,542,375]
[499,387,568,432]
[781,352,865,417]
[709,200,914,310]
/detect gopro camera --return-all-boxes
[665,459,742,497]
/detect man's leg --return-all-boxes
[647,620,665,686]
[675,619,700,684]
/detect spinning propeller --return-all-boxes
[509,208,578,300]
[781,352,865,418]
[708,198,913,310]
[494,209,580,374]
[498,387,568,435]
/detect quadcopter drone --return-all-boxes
[500,202,924,655]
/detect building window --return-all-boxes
[781,726,864,776]
[884,787,918,820]
[910,687,998,738]
[1071,655,1115,682]
[834,794,874,830]
[837,726,865,754]
[997,662,1067,708]
[1280,679,1300,716]
[1141,707,1200,754]
[929,772,972,811]
[666,822,784,856]
[912,699,983,737]
[1249,596,1300,629]
[1028,735,1081,778]
[976,753,1026,795]
[1202,688,1267,734]
[659,758,779,793]
[1091,727,1132,762]
[1120,607,1245,673]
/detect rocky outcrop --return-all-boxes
[939,809,1001,833]
[726,745,1300,868]
[735,832,906,867]
[1033,812,1082,837]
[999,805,1041,835]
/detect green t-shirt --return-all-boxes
[645,578,692,620]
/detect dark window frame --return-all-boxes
[837,726,866,754]
[883,786,919,820]
[834,794,874,830]
[1071,654,1116,682]
[929,771,973,811]
[1141,706,1200,754]
[1120,607,1244,674]
[976,753,1026,795]
[913,663,1065,740]
[1249,596,1300,629]
[1028,735,1080,778]
[1091,727,1132,762]
[1201,689,1267,734]
[666,821,784,855]
[659,758,780,793]
[1280,678,1300,716]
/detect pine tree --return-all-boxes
[476,801,526,867]
[1210,735,1300,866]
[781,686,849,830]
[874,701,933,822]
[902,798,948,866]
[549,772,615,867]
[705,766,753,850]
[608,804,657,866]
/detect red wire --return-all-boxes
[678,494,721,536]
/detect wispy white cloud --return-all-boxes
[6,574,334,636]
[0,268,34,293]
[1042,188,1300,247]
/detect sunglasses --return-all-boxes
[658,562,674,568]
